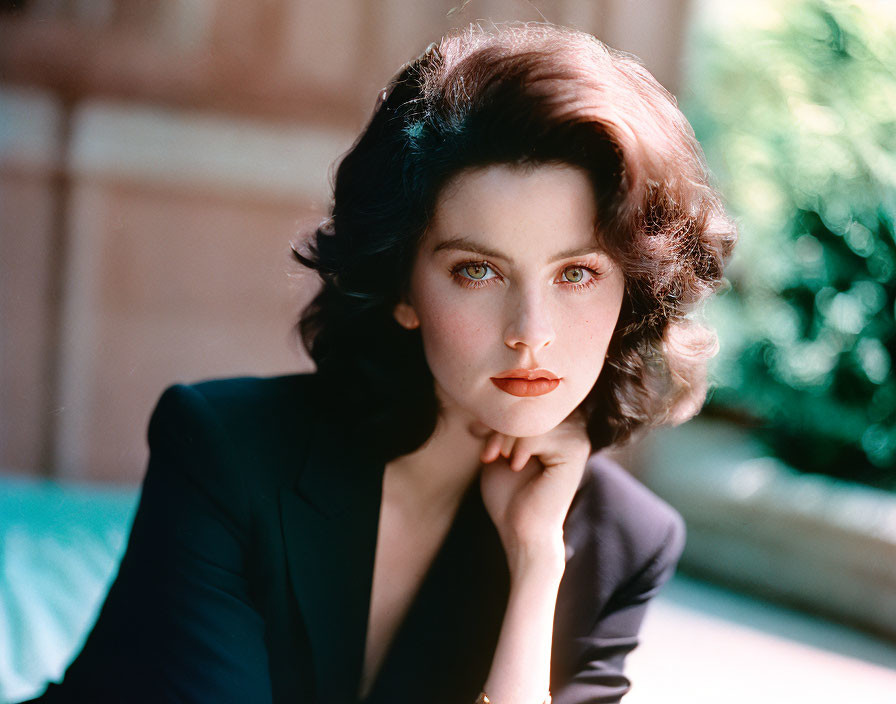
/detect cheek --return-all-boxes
[416,295,495,374]
[557,298,624,385]
[560,298,620,345]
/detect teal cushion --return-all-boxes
[0,474,138,703]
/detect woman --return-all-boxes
[26,23,735,704]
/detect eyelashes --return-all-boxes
[449,260,604,291]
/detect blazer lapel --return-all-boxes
[278,412,386,703]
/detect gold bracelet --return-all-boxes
[475,692,551,704]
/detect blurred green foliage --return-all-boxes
[685,0,896,487]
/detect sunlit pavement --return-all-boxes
[625,574,896,704]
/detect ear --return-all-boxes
[393,301,420,330]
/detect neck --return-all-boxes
[385,405,486,516]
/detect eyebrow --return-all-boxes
[432,236,602,265]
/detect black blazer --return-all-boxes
[26,373,685,704]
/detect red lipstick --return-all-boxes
[491,368,560,397]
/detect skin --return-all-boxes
[393,163,625,551]
[388,163,626,703]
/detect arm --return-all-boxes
[25,385,273,704]
[477,414,591,704]
[551,514,686,704]
[482,540,566,704]
[476,415,686,704]
[482,511,685,704]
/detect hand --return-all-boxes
[472,410,592,572]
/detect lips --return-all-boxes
[491,368,561,397]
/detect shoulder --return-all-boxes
[566,452,686,594]
[149,373,319,446]
[153,373,318,425]
[146,373,323,498]
[582,452,685,555]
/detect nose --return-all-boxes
[503,287,555,353]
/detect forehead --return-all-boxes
[425,163,599,255]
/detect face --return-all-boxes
[394,163,626,437]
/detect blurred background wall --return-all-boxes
[0,0,692,485]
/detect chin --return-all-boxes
[479,402,568,438]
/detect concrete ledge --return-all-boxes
[627,574,896,704]
[640,418,896,639]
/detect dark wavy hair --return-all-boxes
[294,23,737,463]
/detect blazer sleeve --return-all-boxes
[553,503,686,704]
[24,384,273,704]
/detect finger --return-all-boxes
[499,434,515,459]
[508,435,540,472]
[481,433,504,463]
[509,443,532,471]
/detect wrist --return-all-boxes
[505,534,566,582]
[476,693,551,704]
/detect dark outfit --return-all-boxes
[26,373,685,704]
